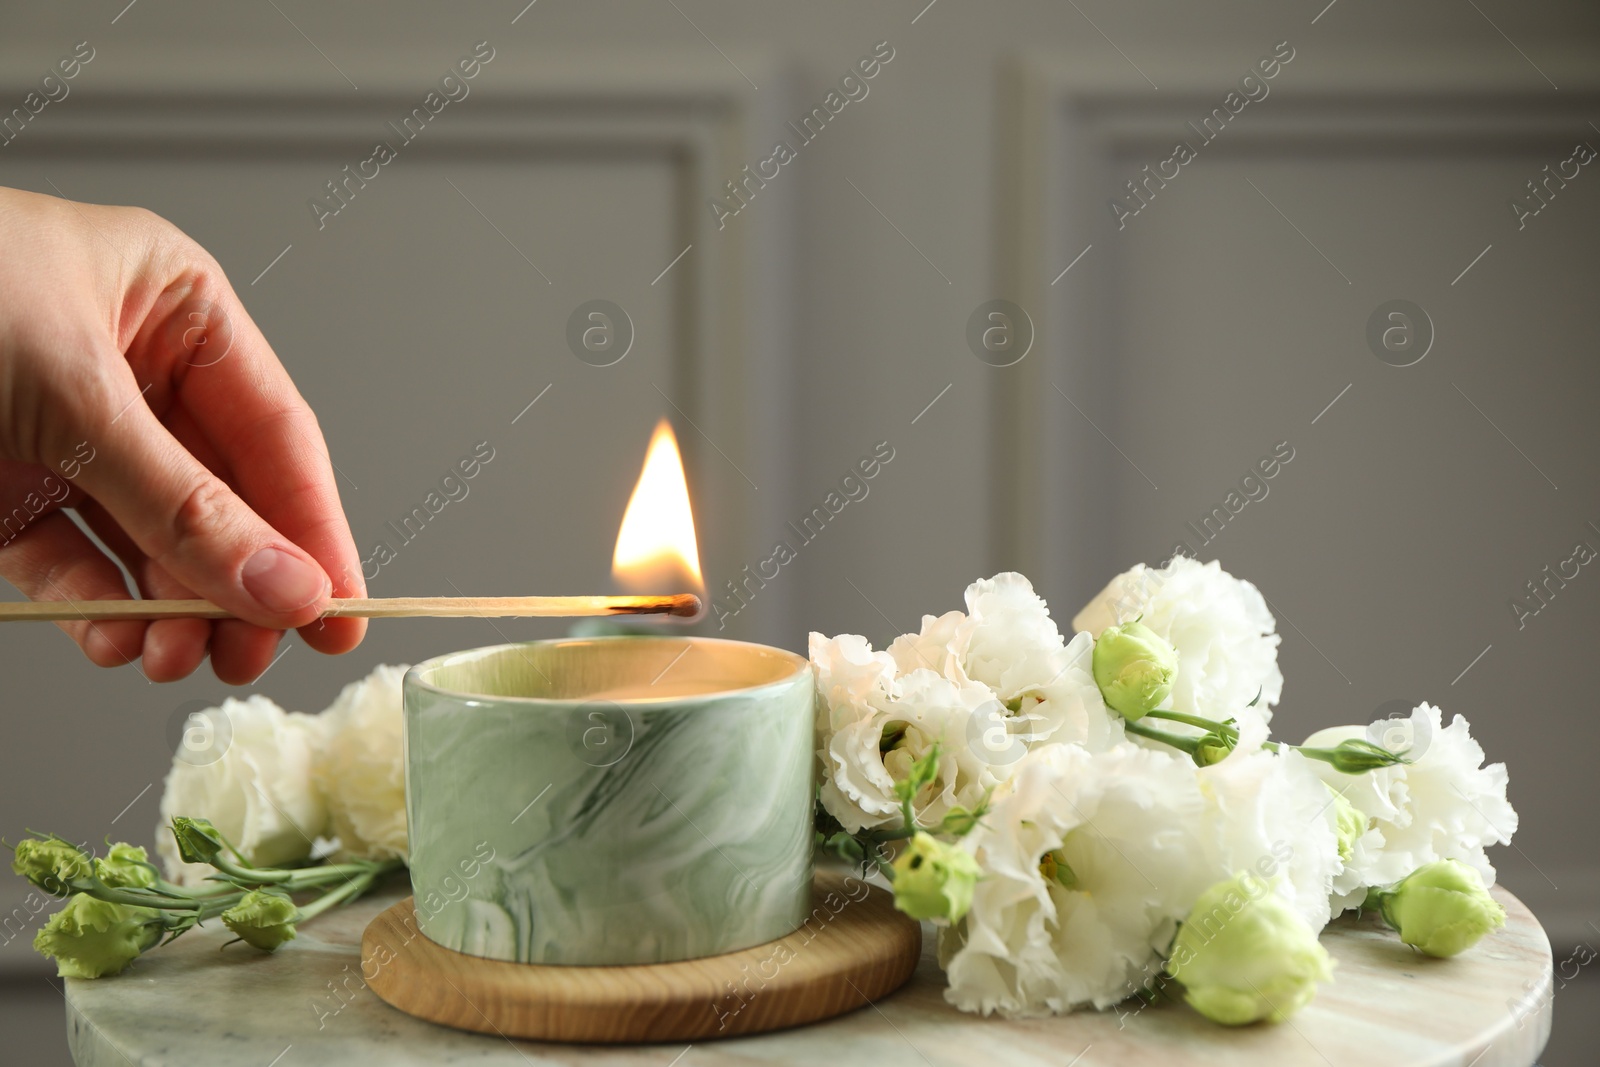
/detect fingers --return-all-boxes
[128,277,367,657]
[67,385,333,631]
[208,620,285,687]
[147,404,304,680]
[135,595,213,681]
[79,497,288,685]
[75,498,210,682]
[0,510,147,667]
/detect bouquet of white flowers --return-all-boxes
[9,665,411,978]
[813,559,1516,1025]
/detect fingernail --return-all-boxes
[242,547,330,614]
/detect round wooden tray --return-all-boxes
[361,870,921,1043]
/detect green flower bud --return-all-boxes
[1169,873,1334,1026]
[221,889,299,952]
[1092,621,1178,721]
[33,893,161,978]
[1194,733,1236,767]
[891,832,981,923]
[1327,788,1366,864]
[1377,859,1506,958]
[1303,738,1410,774]
[11,837,92,893]
[94,843,157,890]
[169,817,225,866]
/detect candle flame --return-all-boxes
[612,418,704,594]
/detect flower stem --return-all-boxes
[157,878,242,900]
[1143,709,1238,735]
[1122,719,1204,756]
[85,886,212,911]
[207,853,292,885]
[196,895,248,922]
[206,853,385,889]
[294,859,403,923]
[278,863,392,890]
[1131,713,1408,773]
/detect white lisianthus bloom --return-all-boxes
[886,670,1019,822]
[1012,631,1126,754]
[316,664,411,861]
[1196,718,1343,933]
[813,632,900,728]
[889,610,972,685]
[156,696,328,885]
[961,573,1071,698]
[812,632,901,832]
[814,639,1017,833]
[1303,703,1516,912]
[940,743,1213,1016]
[1073,557,1282,729]
[814,576,1115,835]
[888,573,1070,699]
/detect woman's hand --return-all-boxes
[0,186,366,683]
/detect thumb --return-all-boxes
[70,392,332,630]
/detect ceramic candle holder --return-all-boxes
[402,636,816,966]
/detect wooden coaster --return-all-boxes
[361,870,922,1043]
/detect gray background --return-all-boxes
[0,1,1596,1063]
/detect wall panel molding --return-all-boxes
[997,52,1600,597]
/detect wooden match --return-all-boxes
[0,594,703,623]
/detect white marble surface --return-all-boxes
[65,876,1553,1067]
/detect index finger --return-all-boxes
[131,272,367,656]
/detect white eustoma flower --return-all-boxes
[156,696,328,885]
[1303,702,1516,912]
[815,653,1015,833]
[888,573,1070,699]
[1012,631,1126,754]
[317,664,411,861]
[889,670,1020,822]
[1196,718,1342,933]
[814,575,1118,836]
[1073,557,1282,729]
[813,632,899,728]
[812,632,901,832]
[961,573,1071,698]
[940,742,1213,1016]
[889,610,972,685]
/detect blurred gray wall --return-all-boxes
[1,0,1596,985]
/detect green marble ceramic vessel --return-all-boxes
[403,636,815,965]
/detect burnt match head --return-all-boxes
[668,593,704,619]
[606,593,703,619]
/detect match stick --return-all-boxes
[0,594,703,623]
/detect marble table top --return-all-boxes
[64,878,1552,1067]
